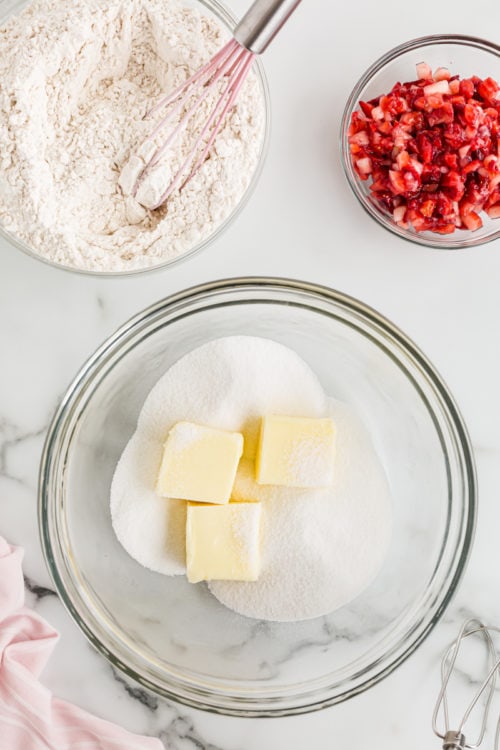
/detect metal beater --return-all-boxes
[433,619,500,750]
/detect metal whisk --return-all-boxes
[127,0,303,209]
[433,619,500,750]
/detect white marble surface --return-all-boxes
[2,0,500,747]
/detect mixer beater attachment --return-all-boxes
[433,619,500,750]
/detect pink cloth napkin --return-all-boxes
[0,536,163,750]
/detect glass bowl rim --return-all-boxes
[0,0,271,277]
[38,276,477,716]
[339,33,500,250]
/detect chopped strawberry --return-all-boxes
[427,102,454,126]
[393,205,407,223]
[461,211,483,230]
[348,62,500,234]
[424,80,451,96]
[420,198,436,217]
[441,171,465,201]
[459,78,475,98]
[356,157,372,177]
[416,62,433,80]
[434,67,451,81]
[464,102,484,128]
[477,77,500,103]
[486,203,500,218]
[434,223,456,234]
[359,100,374,117]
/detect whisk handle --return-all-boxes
[234,0,303,54]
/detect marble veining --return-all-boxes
[24,575,57,601]
[0,417,47,485]
[110,667,160,712]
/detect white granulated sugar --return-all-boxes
[210,399,392,621]
[166,422,204,452]
[110,336,327,575]
[111,434,187,574]
[0,0,265,272]
[230,503,261,555]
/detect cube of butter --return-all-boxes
[256,415,335,488]
[186,501,261,583]
[156,422,243,503]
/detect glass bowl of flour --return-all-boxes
[39,278,476,716]
[0,0,269,274]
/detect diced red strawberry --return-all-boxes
[416,62,432,80]
[348,63,500,235]
[434,67,451,81]
[389,170,407,195]
[441,171,465,201]
[393,205,407,223]
[356,157,372,176]
[486,187,500,208]
[349,130,369,146]
[461,211,483,230]
[463,159,482,174]
[478,77,500,103]
[464,102,484,128]
[433,223,456,234]
[399,111,424,130]
[427,102,454,126]
[424,80,451,96]
[443,153,458,169]
[483,154,500,173]
[420,198,436,217]
[415,133,434,163]
[459,78,475,98]
[359,100,374,117]
[380,94,410,115]
[486,203,500,218]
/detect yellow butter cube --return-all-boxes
[156,422,243,503]
[186,501,261,583]
[256,415,335,488]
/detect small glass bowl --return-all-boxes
[0,0,270,276]
[340,35,500,249]
[39,278,476,716]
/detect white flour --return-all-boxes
[0,0,265,272]
[110,336,392,621]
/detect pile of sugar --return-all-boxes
[110,336,392,622]
[0,0,265,272]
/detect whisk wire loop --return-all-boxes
[433,619,500,750]
[181,49,255,191]
[132,38,256,208]
[123,0,304,208]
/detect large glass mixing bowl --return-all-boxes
[39,278,476,715]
